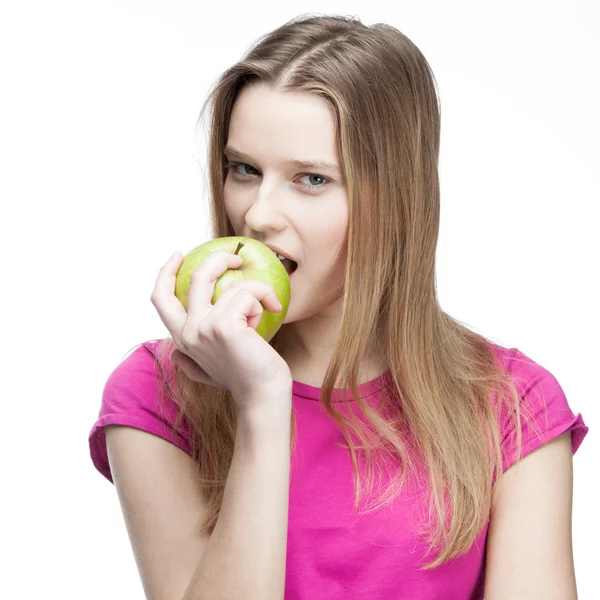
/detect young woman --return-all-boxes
[89,14,589,600]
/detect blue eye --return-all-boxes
[226,162,258,177]
[224,161,331,193]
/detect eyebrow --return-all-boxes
[223,145,341,174]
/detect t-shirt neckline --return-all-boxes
[292,368,393,401]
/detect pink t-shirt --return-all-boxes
[89,341,589,599]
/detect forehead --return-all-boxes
[227,85,339,172]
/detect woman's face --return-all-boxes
[223,84,349,324]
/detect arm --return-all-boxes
[484,431,578,599]
[106,387,292,600]
[183,390,293,600]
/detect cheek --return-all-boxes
[310,203,347,242]
[312,227,348,275]
[223,191,239,224]
[323,221,348,257]
[223,185,252,225]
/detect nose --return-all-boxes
[244,181,286,233]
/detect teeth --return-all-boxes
[271,249,294,263]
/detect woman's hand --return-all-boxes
[150,250,292,410]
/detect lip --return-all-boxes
[262,242,297,264]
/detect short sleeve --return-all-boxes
[88,341,192,484]
[498,347,589,475]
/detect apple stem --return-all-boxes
[234,242,244,255]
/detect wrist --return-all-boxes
[235,384,293,427]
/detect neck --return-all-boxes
[274,324,388,388]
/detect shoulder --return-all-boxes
[98,340,176,415]
[89,339,191,483]
[483,344,585,597]
[110,339,171,379]
[487,343,589,476]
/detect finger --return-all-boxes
[186,251,243,323]
[171,349,224,389]
[207,280,281,333]
[232,288,267,333]
[150,251,188,336]
[208,283,275,334]
[211,279,282,317]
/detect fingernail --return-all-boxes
[171,251,180,260]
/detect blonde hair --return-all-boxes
[139,14,547,569]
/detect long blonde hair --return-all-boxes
[139,14,546,569]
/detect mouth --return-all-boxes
[279,256,298,276]
[268,249,297,276]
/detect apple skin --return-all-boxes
[174,236,291,342]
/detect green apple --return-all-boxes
[174,236,291,342]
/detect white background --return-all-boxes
[1,0,598,597]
